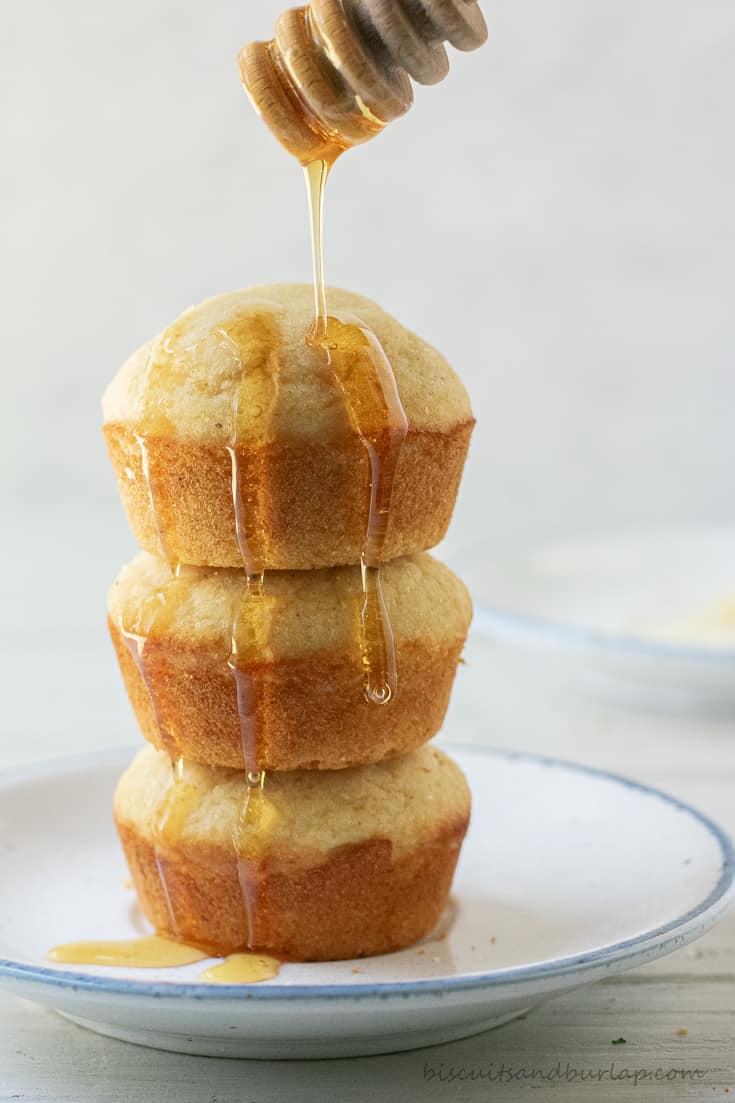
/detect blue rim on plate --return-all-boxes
[0,745,733,1001]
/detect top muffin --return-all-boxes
[103,284,473,570]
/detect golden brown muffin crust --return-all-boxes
[102,285,473,443]
[102,284,474,569]
[109,551,472,656]
[115,744,471,854]
[116,819,467,960]
[114,744,471,959]
[103,417,472,570]
[110,625,466,770]
[108,553,471,770]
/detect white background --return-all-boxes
[1,1,734,745]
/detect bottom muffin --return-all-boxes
[114,744,470,961]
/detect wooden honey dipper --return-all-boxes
[239,0,488,164]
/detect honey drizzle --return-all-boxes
[134,338,181,565]
[304,158,408,703]
[150,750,273,950]
[116,567,191,760]
[115,560,195,936]
[133,311,282,950]
[220,311,282,948]
[227,573,265,780]
[152,755,201,940]
[305,158,328,323]
[227,572,274,949]
[135,432,174,565]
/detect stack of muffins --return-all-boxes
[103,284,474,961]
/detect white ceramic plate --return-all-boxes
[454,527,735,710]
[0,745,732,1059]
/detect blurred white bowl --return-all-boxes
[450,527,735,715]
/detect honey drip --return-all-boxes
[305,158,328,323]
[144,751,274,952]
[133,310,283,949]
[117,566,194,759]
[221,315,282,947]
[305,158,408,704]
[115,561,199,936]
[227,572,266,778]
[137,308,281,575]
[135,432,176,567]
[152,756,202,940]
[227,572,277,948]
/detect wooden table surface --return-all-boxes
[1,633,733,1102]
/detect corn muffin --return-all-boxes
[102,284,474,570]
[108,550,472,771]
[115,744,471,960]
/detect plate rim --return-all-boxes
[469,526,735,664]
[0,744,733,1002]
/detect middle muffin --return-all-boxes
[109,551,471,771]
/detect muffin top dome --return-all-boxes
[116,744,470,856]
[108,550,472,660]
[102,283,474,570]
[102,284,472,445]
